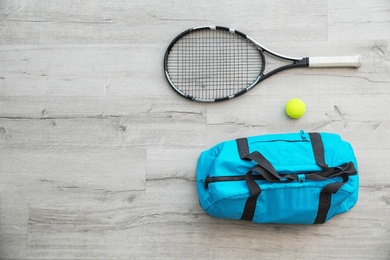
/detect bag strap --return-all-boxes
[249,161,356,183]
[237,137,251,161]
[308,132,329,169]
[236,133,357,223]
[314,174,350,224]
[242,151,295,182]
[307,132,357,224]
[237,136,357,183]
[238,137,286,221]
[241,169,263,221]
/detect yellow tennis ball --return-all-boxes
[286,98,306,119]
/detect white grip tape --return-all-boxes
[309,55,362,68]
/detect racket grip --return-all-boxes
[308,55,362,68]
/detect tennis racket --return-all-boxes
[164,26,362,102]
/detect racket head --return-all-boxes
[164,26,265,102]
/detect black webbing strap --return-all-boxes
[243,151,286,181]
[237,138,263,221]
[308,132,329,168]
[237,138,289,181]
[314,174,349,224]
[309,132,333,224]
[236,138,251,161]
[308,132,354,224]
[249,161,356,182]
[241,170,262,221]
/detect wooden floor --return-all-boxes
[1,1,389,259]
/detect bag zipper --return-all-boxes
[203,168,327,189]
[203,131,311,189]
[204,175,245,188]
[204,175,266,189]
[300,129,307,141]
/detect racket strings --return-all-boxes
[166,29,263,100]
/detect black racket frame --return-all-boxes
[164,26,309,102]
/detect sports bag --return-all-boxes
[196,131,359,224]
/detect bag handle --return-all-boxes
[241,169,263,221]
[241,166,353,222]
[248,161,356,183]
[236,134,357,182]
[314,173,350,223]
[241,150,295,182]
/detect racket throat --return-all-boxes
[262,57,309,79]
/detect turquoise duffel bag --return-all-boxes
[196,131,359,224]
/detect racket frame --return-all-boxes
[164,26,309,102]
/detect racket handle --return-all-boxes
[308,55,362,68]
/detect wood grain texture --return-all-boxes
[1,0,390,259]
[0,0,328,44]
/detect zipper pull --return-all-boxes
[300,130,307,141]
[204,175,210,189]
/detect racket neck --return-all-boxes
[262,58,309,79]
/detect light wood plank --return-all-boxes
[21,186,390,259]
[144,148,202,205]
[328,0,390,40]
[0,44,167,97]
[0,0,389,259]
[0,147,146,259]
[0,147,146,195]
[0,0,328,44]
[0,96,206,149]
[0,203,29,259]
